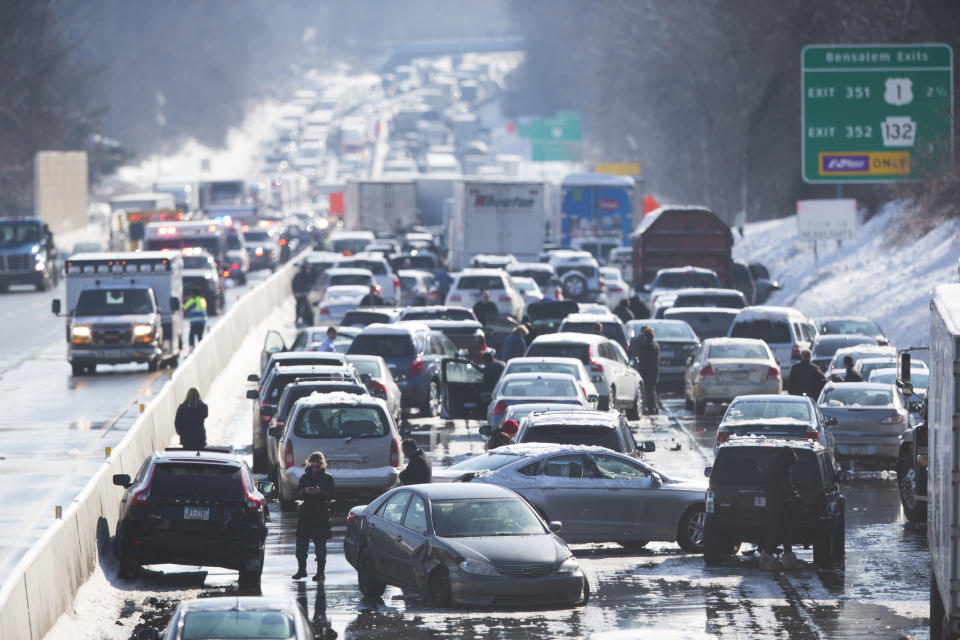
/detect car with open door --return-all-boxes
[254,329,348,381]
[526,300,579,340]
[441,357,488,421]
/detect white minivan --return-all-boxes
[726,306,818,378]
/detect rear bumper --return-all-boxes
[705,513,840,546]
[696,379,781,403]
[834,435,899,467]
[121,529,264,570]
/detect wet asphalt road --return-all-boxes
[95,330,930,640]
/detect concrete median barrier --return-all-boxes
[0,260,297,640]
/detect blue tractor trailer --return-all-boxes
[560,173,637,262]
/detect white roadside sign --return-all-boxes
[796,199,858,242]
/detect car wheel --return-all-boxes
[147,358,159,372]
[813,527,842,569]
[252,447,267,474]
[677,505,706,553]
[357,549,387,598]
[898,449,927,523]
[626,388,642,420]
[562,273,588,300]
[238,549,264,586]
[115,535,140,579]
[576,577,590,607]
[71,362,84,376]
[278,478,297,512]
[421,380,441,418]
[618,540,649,551]
[694,397,706,416]
[702,519,737,565]
[426,566,452,606]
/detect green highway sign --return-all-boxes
[802,44,953,183]
[520,111,583,161]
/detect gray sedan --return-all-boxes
[435,444,707,552]
[343,483,589,608]
[818,381,909,470]
[487,372,592,428]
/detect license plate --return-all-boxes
[96,350,129,359]
[183,506,209,520]
[464,402,477,408]
[753,496,766,508]
[847,445,869,455]
[329,461,354,470]
[732,371,749,380]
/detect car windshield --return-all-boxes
[711,448,820,486]
[526,343,589,364]
[654,273,719,289]
[505,362,579,378]
[182,256,212,269]
[150,463,241,499]
[674,294,744,308]
[75,289,155,315]
[707,343,768,359]
[331,238,372,254]
[522,425,620,449]
[431,498,545,537]
[870,370,928,388]
[349,335,415,356]
[724,400,812,422]
[342,311,392,327]
[180,610,293,639]
[0,221,42,246]
[329,274,372,286]
[822,320,881,336]
[729,319,791,343]
[445,453,526,472]
[631,322,697,341]
[392,255,437,270]
[510,269,553,286]
[821,387,894,407]
[812,336,875,357]
[293,406,386,438]
[501,377,577,397]
[457,275,505,290]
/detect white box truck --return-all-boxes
[447,179,551,270]
[929,283,960,638]
[52,252,183,376]
[343,178,419,232]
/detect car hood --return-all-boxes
[439,534,565,566]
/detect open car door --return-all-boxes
[258,329,288,377]
[441,358,486,420]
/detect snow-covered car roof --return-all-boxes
[530,332,609,345]
[732,305,811,321]
[717,435,825,452]
[360,321,431,335]
[325,267,375,277]
[523,409,621,427]
[294,390,386,409]
[562,313,622,325]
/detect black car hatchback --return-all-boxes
[112,448,272,585]
[702,437,845,568]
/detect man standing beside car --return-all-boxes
[630,326,660,415]
[399,438,432,485]
[842,355,862,382]
[760,447,802,571]
[292,451,335,582]
[473,290,498,326]
[788,349,826,398]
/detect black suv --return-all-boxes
[702,438,845,568]
[112,448,273,585]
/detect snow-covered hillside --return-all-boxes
[733,202,960,361]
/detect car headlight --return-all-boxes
[557,556,581,574]
[459,558,500,576]
[132,324,153,337]
[72,325,91,344]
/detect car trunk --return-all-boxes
[819,406,903,438]
[708,358,772,385]
[711,448,822,520]
[147,464,248,535]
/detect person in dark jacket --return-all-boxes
[613,298,635,324]
[499,325,529,361]
[629,326,660,415]
[628,294,651,320]
[760,446,801,571]
[359,285,384,307]
[292,263,313,325]
[473,290,499,326]
[486,419,518,450]
[481,351,506,393]
[788,349,826,398]
[843,355,862,382]
[292,451,336,581]
[399,438,432,485]
[174,387,207,449]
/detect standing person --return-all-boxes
[788,349,826,398]
[359,285,384,307]
[184,287,208,348]
[630,326,660,415]
[174,387,208,450]
[628,293,651,320]
[759,447,802,571]
[472,290,498,326]
[399,438,432,485]
[613,297,635,324]
[843,355,862,382]
[481,351,505,394]
[486,419,518,450]
[317,327,337,352]
[500,325,529,361]
[292,451,336,581]
[292,263,313,325]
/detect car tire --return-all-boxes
[626,388,642,420]
[357,549,387,598]
[421,379,441,418]
[618,540,649,551]
[278,477,297,512]
[813,524,844,569]
[702,520,737,565]
[147,358,159,372]
[898,448,927,523]
[252,447,267,474]
[71,362,84,376]
[115,534,140,579]
[238,549,264,586]
[677,505,706,553]
[426,566,452,606]
[562,273,588,301]
[576,577,590,607]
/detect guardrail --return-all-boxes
[0,260,296,640]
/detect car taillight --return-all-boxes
[716,428,730,444]
[375,284,383,294]
[319,307,330,315]
[449,294,462,302]
[804,428,819,441]
[410,356,424,376]
[767,366,780,379]
[492,400,507,415]
[598,278,606,288]
[367,380,387,398]
[427,290,440,300]
[390,439,400,467]
[275,419,284,431]
[222,270,230,278]
[791,345,802,360]
[131,468,155,505]
[393,275,400,290]
[242,471,264,511]
[345,511,357,525]
[700,364,714,377]
[499,294,511,302]
[284,440,295,469]
[589,347,604,372]
[608,286,623,293]
[231,263,239,270]
[260,402,271,421]
[881,412,907,424]
[279,238,287,246]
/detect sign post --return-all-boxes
[802,44,952,183]
[797,199,858,271]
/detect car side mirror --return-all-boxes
[642,440,656,452]
[548,520,563,533]
[256,480,277,500]
[52,299,61,315]
[650,473,662,488]
[246,389,259,399]
[113,474,131,488]
[170,297,180,312]
[587,394,599,403]
[825,416,838,426]
[479,424,492,437]
[247,374,259,382]
[704,466,712,478]
[268,426,283,438]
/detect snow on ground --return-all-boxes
[734,201,960,361]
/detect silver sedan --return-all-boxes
[818,381,909,470]
[346,354,402,424]
[487,372,592,428]
[436,444,707,552]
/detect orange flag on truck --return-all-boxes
[642,195,660,216]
